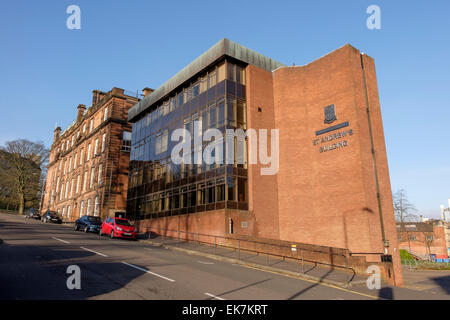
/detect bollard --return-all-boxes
[238,239,240,260]
[301,249,304,273]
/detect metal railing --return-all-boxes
[148,228,355,284]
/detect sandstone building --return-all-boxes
[42,87,141,220]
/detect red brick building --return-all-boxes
[126,39,403,285]
[42,87,140,220]
[397,220,450,260]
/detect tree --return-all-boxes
[393,189,418,252]
[0,140,49,215]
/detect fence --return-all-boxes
[402,259,450,271]
[149,228,356,284]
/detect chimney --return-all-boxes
[143,87,154,97]
[54,126,61,143]
[77,104,86,122]
[92,90,106,105]
[111,87,124,96]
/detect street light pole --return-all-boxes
[38,176,46,214]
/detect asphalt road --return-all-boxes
[0,212,446,300]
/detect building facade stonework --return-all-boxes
[42,87,140,221]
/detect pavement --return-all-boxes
[0,212,449,300]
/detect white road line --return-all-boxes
[121,262,175,282]
[197,261,215,265]
[51,237,70,244]
[80,246,108,257]
[205,293,225,300]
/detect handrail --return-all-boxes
[148,228,356,284]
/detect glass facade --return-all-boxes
[127,60,248,221]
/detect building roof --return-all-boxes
[396,222,434,232]
[128,38,286,122]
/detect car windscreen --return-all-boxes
[47,211,58,217]
[87,216,101,223]
[115,219,132,226]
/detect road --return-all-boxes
[0,212,446,300]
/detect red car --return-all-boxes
[99,217,137,240]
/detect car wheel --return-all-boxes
[99,229,103,236]
[110,231,114,239]
[74,224,79,231]
[84,226,88,233]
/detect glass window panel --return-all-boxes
[227,63,235,81]
[217,63,226,82]
[218,100,225,127]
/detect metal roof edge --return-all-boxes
[128,38,285,122]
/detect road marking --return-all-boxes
[121,262,175,282]
[197,261,215,265]
[205,293,225,300]
[80,246,108,257]
[51,237,70,244]
[241,264,380,300]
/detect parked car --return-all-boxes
[99,217,137,240]
[25,208,41,220]
[74,215,102,233]
[41,210,62,224]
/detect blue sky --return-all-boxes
[1,0,449,218]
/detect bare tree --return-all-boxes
[393,189,418,252]
[393,189,418,223]
[0,140,49,215]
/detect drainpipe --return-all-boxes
[360,54,389,254]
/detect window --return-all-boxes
[87,198,92,215]
[56,177,60,194]
[104,107,109,121]
[217,63,226,82]
[65,181,69,199]
[102,133,106,152]
[67,205,71,218]
[94,197,99,216]
[83,171,88,191]
[70,178,74,197]
[83,124,86,133]
[80,149,84,164]
[94,139,99,156]
[62,207,66,218]
[80,200,84,216]
[410,235,418,241]
[76,175,80,194]
[90,167,96,189]
[74,153,77,169]
[90,119,94,133]
[426,235,434,241]
[155,130,168,155]
[71,136,75,147]
[68,157,72,172]
[122,131,131,152]
[98,164,103,185]
[60,182,64,201]
[63,160,67,175]
[87,144,91,161]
